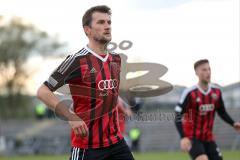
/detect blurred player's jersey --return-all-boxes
[44,46,123,148]
[175,84,225,141]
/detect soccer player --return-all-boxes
[37,5,134,160]
[175,59,240,160]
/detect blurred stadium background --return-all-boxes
[0,78,239,159]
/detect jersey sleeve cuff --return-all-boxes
[43,81,55,92]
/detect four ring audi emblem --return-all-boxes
[98,79,118,91]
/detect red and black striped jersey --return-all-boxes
[175,84,234,142]
[44,46,123,148]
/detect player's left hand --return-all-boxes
[125,108,133,117]
[233,122,240,133]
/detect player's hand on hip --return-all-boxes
[180,137,191,152]
[233,122,240,133]
[125,108,133,117]
[68,119,89,138]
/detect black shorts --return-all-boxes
[69,139,135,160]
[189,139,223,160]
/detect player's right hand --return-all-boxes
[125,108,133,117]
[233,122,240,133]
[180,137,191,152]
[68,119,89,138]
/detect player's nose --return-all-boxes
[104,27,111,34]
[104,22,111,29]
[104,25,111,31]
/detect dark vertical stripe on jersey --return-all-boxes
[64,65,82,83]
[108,57,120,142]
[192,90,199,139]
[209,88,217,140]
[205,90,212,141]
[189,91,196,138]
[107,111,113,146]
[86,56,96,148]
[198,91,205,141]
[105,60,115,145]
[108,59,116,112]
[96,59,106,148]
[113,109,121,141]
[200,93,210,140]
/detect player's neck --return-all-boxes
[198,81,209,92]
[87,42,108,55]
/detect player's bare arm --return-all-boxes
[37,84,88,137]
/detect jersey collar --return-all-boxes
[85,46,109,62]
[197,84,211,95]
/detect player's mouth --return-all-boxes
[104,32,111,36]
[206,76,211,82]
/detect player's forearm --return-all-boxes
[118,103,126,113]
[217,103,235,126]
[217,96,235,126]
[37,84,81,121]
[218,111,235,126]
[37,84,59,110]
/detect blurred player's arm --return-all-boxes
[37,59,68,114]
[37,55,74,115]
[175,104,185,138]
[37,55,88,137]
[175,90,192,152]
[117,97,133,117]
[217,92,240,133]
[174,90,191,138]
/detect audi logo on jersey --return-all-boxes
[98,79,118,91]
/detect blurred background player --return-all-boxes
[129,127,141,152]
[175,59,240,160]
[37,5,134,160]
[34,102,46,120]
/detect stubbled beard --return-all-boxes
[202,79,210,84]
[94,36,111,44]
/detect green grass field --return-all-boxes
[0,151,239,160]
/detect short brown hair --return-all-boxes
[82,5,111,27]
[194,59,209,70]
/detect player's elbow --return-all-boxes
[36,85,43,100]
[36,84,48,101]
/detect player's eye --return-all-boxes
[97,20,105,24]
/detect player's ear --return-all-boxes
[194,68,198,76]
[83,26,91,36]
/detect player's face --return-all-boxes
[85,12,111,44]
[195,63,211,84]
